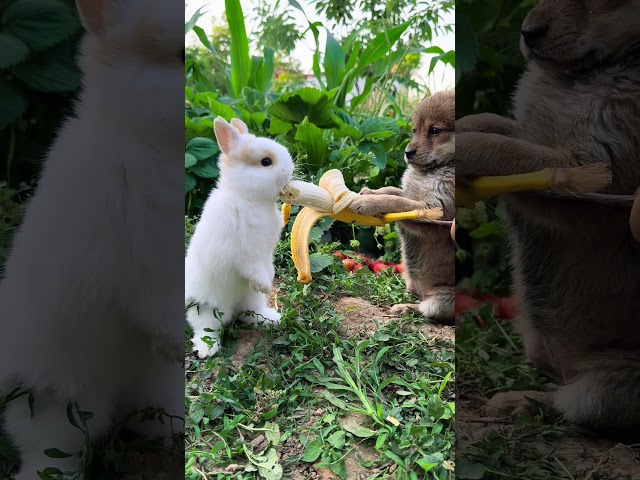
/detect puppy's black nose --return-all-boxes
[405,149,417,161]
[521,25,548,49]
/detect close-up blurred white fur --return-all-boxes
[0,0,185,477]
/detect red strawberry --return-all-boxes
[333,251,346,260]
[373,263,390,276]
[353,264,365,271]
[342,258,356,272]
[498,296,519,320]
[455,294,481,316]
[369,259,383,271]
[393,264,404,274]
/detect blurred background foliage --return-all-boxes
[454,0,536,294]
[0,0,83,268]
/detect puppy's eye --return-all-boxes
[261,158,272,167]
[429,127,442,136]
[179,49,186,62]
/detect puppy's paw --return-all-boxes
[456,113,512,134]
[349,197,385,217]
[483,390,554,417]
[390,303,417,316]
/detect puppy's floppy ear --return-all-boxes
[230,118,249,135]
[214,117,240,154]
[75,0,118,35]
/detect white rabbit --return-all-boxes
[0,1,184,478]
[185,117,294,359]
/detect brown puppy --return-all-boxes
[456,0,640,441]
[349,90,455,323]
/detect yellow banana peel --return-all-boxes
[280,169,443,284]
[456,165,611,208]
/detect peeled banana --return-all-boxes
[280,169,444,284]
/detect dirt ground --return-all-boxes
[458,395,640,479]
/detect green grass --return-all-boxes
[185,235,455,480]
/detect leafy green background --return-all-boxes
[454,0,536,294]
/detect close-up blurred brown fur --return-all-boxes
[456,0,640,441]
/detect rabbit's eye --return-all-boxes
[261,158,272,167]
[429,127,442,136]
[179,49,186,62]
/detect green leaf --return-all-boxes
[185,117,213,140]
[0,78,28,128]
[186,138,219,160]
[324,29,345,90]
[349,75,375,110]
[357,20,414,70]
[0,33,28,68]
[185,6,207,33]
[264,421,280,446]
[424,46,444,55]
[343,425,377,438]
[44,448,73,459]
[185,173,197,193]
[429,50,455,75]
[262,47,275,92]
[192,25,221,60]
[358,142,387,170]
[2,0,80,52]
[189,158,219,179]
[10,44,79,92]
[302,439,323,462]
[426,395,446,419]
[249,54,264,90]
[322,391,347,409]
[309,253,333,273]
[344,40,360,72]
[185,153,198,168]
[469,221,504,239]
[326,430,345,449]
[456,458,489,479]
[332,112,362,140]
[294,117,329,168]
[455,14,478,74]
[330,458,347,479]
[207,98,235,121]
[359,118,400,140]
[269,117,293,135]
[225,0,251,97]
[267,88,338,129]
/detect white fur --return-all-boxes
[0,1,184,478]
[185,118,294,358]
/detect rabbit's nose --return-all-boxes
[521,25,548,49]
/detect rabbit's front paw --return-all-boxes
[359,187,378,195]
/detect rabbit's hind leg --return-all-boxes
[236,290,281,327]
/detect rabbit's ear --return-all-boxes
[230,118,249,135]
[76,0,117,34]
[214,117,239,154]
